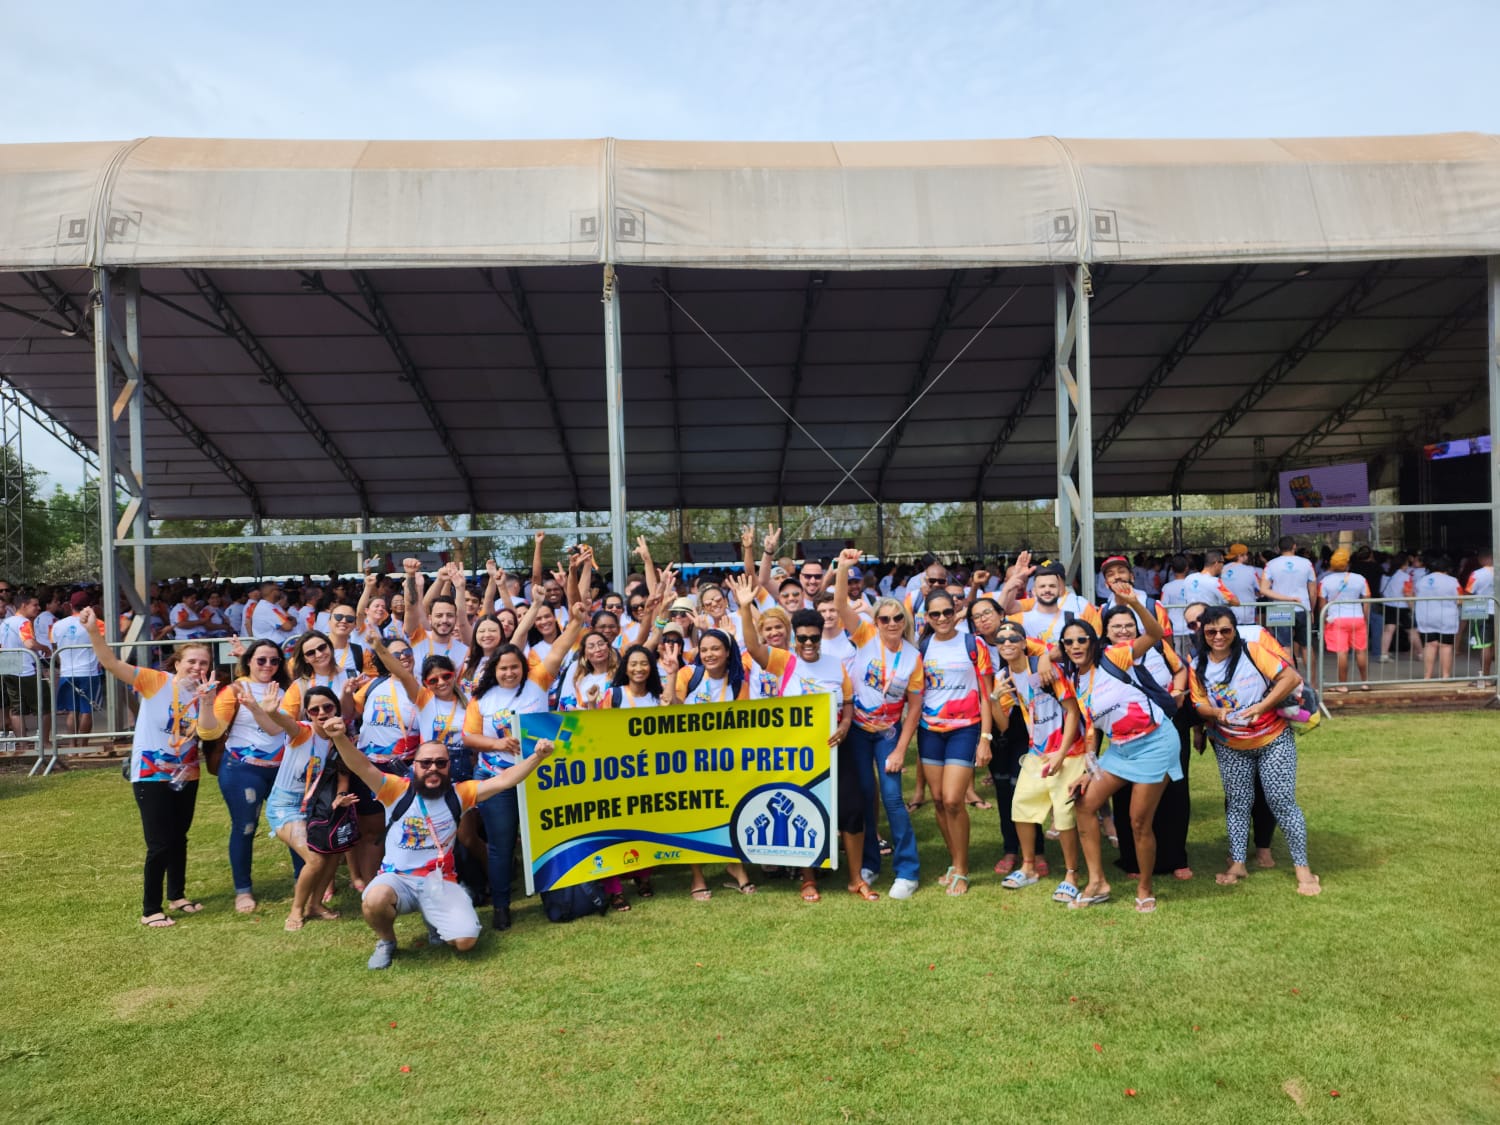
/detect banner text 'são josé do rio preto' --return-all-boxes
[517,696,834,893]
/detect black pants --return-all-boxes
[1114,707,1193,874]
[988,711,1047,860]
[133,780,198,916]
[1251,773,1277,850]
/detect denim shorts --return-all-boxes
[917,724,982,768]
[265,786,305,834]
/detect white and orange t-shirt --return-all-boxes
[847,621,922,733]
[997,662,1079,757]
[1072,644,1167,748]
[128,667,207,784]
[356,677,426,763]
[213,678,292,767]
[674,665,748,706]
[464,664,554,777]
[1189,640,1294,751]
[919,635,991,732]
[745,647,796,701]
[376,776,481,880]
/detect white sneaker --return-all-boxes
[889,878,919,900]
[860,867,877,886]
[1378,655,1392,663]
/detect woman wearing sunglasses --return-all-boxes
[835,549,924,901]
[283,629,361,725]
[257,686,350,931]
[325,602,363,674]
[914,590,994,897]
[210,637,296,914]
[600,643,678,904]
[990,621,1084,901]
[560,630,620,712]
[346,632,425,889]
[1097,604,1193,883]
[1188,606,1321,896]
[1056,577,1175,913]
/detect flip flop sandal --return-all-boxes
[310,907,341,921]
[1035,859,1051,877]
[1135,897,1157,913]
[234,893,257,914]
[1052,880,1081,903]
[608,892,632,912]
[284,914,306,932]
[1068,892,1112,909]
[722,880,757,895]
[993,856,1017,876]
[140,913,175,929]
[1002,870,1039,890]
[937,864,957,887]
[169,900,204,914]
[945,872,971,897]
[635,877,655,899]
[690,886,712,902]
[878,838,893,856]
[848,881,879,902]
[799,879,821,902]
[967,799,993,810]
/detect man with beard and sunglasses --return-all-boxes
[335,729,556,969]
[1004,562,1101,656]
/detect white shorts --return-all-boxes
[364,872,481,942]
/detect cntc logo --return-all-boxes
[622,848,640,867]
[652,849,682,861]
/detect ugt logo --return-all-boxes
[622,848,640,867]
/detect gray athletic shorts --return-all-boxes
[364,871,481,941]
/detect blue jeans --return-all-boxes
[477,786,520,912]
[847,725,920,882]
[217,756,300,895]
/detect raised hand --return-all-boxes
[534,531,546,548]
[763,526,782,554]
[486,557,500,578]
[533,738,555,760]
[634,535,652,562]
[1005,550,1034,586]
[658,642,681,677]
[363,573,378,591]
[838,547,862,567]
[971,568,992,591]
[402,557,422,576]
[77,606,98,630]
[740,524,755,551]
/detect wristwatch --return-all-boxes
[980,732,993,741]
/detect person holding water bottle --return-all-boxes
[79,606,226,929]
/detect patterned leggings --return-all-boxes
[1212,728,1309,866]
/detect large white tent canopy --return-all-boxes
[0,133,1495,599]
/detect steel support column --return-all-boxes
[91,271,122,731]
[120,271,149,613]
[876,503,885,560]
[975,496,985,560]
[1489,258,1500,579]
[252,515,264,580]
[1054,265,1095,587]
[602,266,628,589]
[0,386,22,579]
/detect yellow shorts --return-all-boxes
[1011,752,1088,831]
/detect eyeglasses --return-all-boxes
[794,634,822,644]
[389,649,413,660]
[1061,637,1090,647]
[301,643,329,658]
[1202,627,1235,637]
[413,758,450,770]
[927,609,955,620]
[331,613,355,623]
[628,603,646,614]
[252,655,281,666]
[306,704,338,717]
[876,614,904,624]
[425,672,454,686]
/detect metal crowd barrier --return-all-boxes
[42,635,242,773]
[1159,597,1317,672]
[0,651,48,773]
[1317,593,1497,698]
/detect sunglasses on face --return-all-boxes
[1186,619,1203,630]
[331,613,355,623]
[1203,627,1235,637]
[306,704,338,717]
[1061,637,1090,647]
[629,603,645,614]
[996,634,1025,645]
[425,672,454,686]
[801,572,823,581]
[927,609,955,620]
[301,643,329,658]
[876,614,904,624]
[389,650,413,660]
[413,758,450,770]
[252,655,281,666]
[794,634,822,644]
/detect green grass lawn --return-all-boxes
[2,712,1497,1124]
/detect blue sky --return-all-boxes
[8,0,1499,483]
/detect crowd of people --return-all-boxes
[5,529,1492,969]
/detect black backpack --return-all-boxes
[540,881,608,922]
[303,756,360,854]
[1097,653,1179,718]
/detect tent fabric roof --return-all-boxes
[4,133,1500,271]
[0,258,1486,519]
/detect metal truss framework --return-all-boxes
[352,270,477,512]
[1054,264,1095,586]
[775,271,827,498]
[875,270,964,499]
[0,387,23,578]
[184,268,369,514]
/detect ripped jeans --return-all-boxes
[218,755,301,895]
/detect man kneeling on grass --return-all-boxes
[333,728,554,969]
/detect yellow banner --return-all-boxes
[517,695,834,892]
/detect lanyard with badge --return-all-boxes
[873,644,905,700]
